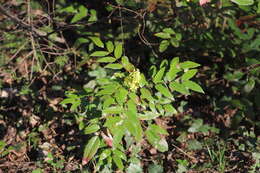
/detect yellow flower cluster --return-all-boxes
[124,69,141,91]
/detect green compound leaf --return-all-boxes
[163,104,177,116]
[112,128,125,148]
[84,124,100,134]
[154,32,171,39]
[104,63,123,69]
[99,149,111,161]
[114,42,123,59]
[114,87,128,105]
[121,56,135,72]
[159,40,170,52]
[103,106,124,114]
[113,149,127,161]
[97,57,116,63]
[113,153,124,170]
[97,84,119,96]
[155,84,173,99]
[230,0,254,6]
[90,51,110,57]
[170,38,179,47]
[127,99,137,114]
[83,136,100,165]
[71,5,88,23]
[175,33,182,41]
[181,69,198,81]
[140,88,154,101]
[166,57,181,81]
[153,67,165,84]
[180,61,200,70]
[162,28,175,35]
[106,41,114,53]
[124,110,143,142]
[138,111,160,120]
[170,81,190,95]
[183,80,204,94]
[89,36,104,48]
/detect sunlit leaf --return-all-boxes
[170,81,190,95]
[181,69,198,81]
[140,88,154,101]
[114,43,123,59]
[89,36,104,48]
[84,124,100,134]
[113,149,127,161]
[97,57,116,63]
[230,0,254,6]
[83,136,100,165]
[113,154,124,170]
[103,106,124,114]
[175,33,182,41]
[106,41,114,53]
[159,40,170,52]
[121,56,135,71]
[90,51,110,57]
[112,128,125,148]
[154,32,171,39]
[104,63,123,69]
[114,87,128,105]
[88,9,97,22]
[99,149,111,161]
[162,28,175,35]
[183,80,204,94]
[71,5,88,23]
[124,110,143,142]
[166,57,181,81]
[180,61,200,69]
[138,112,160,120]
[163,104,177,116]
[153,67,165,84]
[170,38,179,47]
[155,84,173,99]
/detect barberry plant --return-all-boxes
[61,37,204,171]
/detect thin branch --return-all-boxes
[0,4,47,37]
